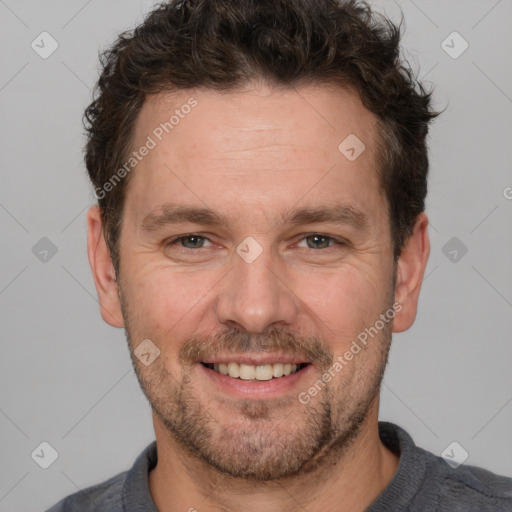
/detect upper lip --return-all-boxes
[201,354,310,366]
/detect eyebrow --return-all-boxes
[140,203,368,233]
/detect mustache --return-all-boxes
[179,327,333,369]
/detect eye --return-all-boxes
[297,234,341,250]
[164,233,345,253]
[168,234,213,249]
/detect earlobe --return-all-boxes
[392,213,430,333]
[87,205,125,328]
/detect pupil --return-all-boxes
[183,236,203,248]
[308,234,328,249]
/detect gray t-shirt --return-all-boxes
[45,421,512,511]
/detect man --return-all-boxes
[46,0,512,510]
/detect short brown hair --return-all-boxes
[84,0,439,274]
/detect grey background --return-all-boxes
[1,1,511,511]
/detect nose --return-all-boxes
[214,246,300,334]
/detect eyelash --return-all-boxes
[165,233,347,251]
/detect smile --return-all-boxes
[201,362,310,380]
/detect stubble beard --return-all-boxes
[119,288,393,482]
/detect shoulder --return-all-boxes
[43,441,157,512]
[376,422,512,512]
[421,450,512,511]
[44,470,127,512]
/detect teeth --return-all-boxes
[273,363,284,377]
[239,364,255,380]
[227,362,239,378]
[255,365,273,380]
[208,362,302,380]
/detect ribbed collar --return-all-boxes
[366,421,428,511]
[121,422,425,511]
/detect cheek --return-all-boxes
[123,248,392,355]
[124,265,217,344]
[297,264,389,342]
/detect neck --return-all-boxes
[148,402,399,512]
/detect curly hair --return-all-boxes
[84,0,439,274]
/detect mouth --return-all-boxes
[201,362,311,380]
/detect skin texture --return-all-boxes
[87,83,430,512]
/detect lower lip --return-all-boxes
[199,363,313,399]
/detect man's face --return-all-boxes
[115,83,398,480]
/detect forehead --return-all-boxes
[125,83,384,222]
[135,83,377,157]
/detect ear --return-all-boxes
[87,205,124,328]
[392,212,430,333]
